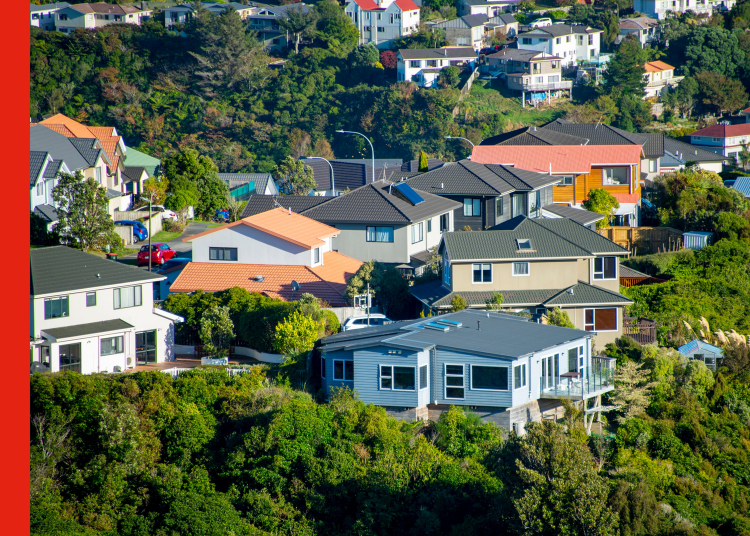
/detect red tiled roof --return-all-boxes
[470,145,643,173]
[644,61,673,73]
[353,0,380,10]
[39,114,123,174]
[169,252,362,306]
[395,0,419,10]
[690,123,750,138]
[741,107,750,115]
[611,192,641,204]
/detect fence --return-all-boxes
[623,316,658,345]
[114,211,164,235]
[452,66,480,118]
[114,225,134,245]
[161,366,261,379]
[597,226,683,255]
[230,182,255,200]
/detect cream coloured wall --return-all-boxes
[450,259,580,291]
[564,306,623,349]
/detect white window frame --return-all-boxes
[512,262,530,276]
[379,365,416,391]
[648,159,658,173]
[100,336,124,356]
[411,222,423,244]
[472,263,492,284]
[313,247,320,264]
[470,364,509,391]
[37,182,43,196]
[444,363,465,400]
[333,359,354,381]
[113,285,142,310]
[419,364,428,390]
[593,256,617,280]
[584,307,619,332]
[514,363,527,389]
[557,175,574,186]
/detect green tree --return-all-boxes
[274,310,320,356]
[568,4,595,23]
[315,0,359,54]
[715,212,750,241]
[277,5,318,55]
[273,156,317,195]
[610,361,657,423]
[601,36,647,99]
[665,75,698,118]
[418,150,429,172]
[51,172,118,250]
[547,307,575,328]
[437,66,460,88]
[142,176,169,206]
[485,291,504,312]
[199,304,235,358]
[598,11,620,50]
[583,189,620,229]
[352,43,379,66]
[694,71,748,115]
[30,212,60,246]
[163,149,227,219]
[684,26,745,78]
[451,294,467,312]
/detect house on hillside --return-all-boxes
[410,215,632,346]
[615,17,659,46]
[643,61,682,99]
[457,0,520,17]
[483,49,571,106]
[633,0,735,20]
[688,123,750,163]
[31,2,70,31]
[677,339,724,371]
[660,137,728,174]
[483,13,519,39]
[432,14,517,49]
[345,0,421,48]
[397,47,478,87]
[164,2,255,30]
[170,208,363,305]
[247,4,313,52]
[30,246,183,374]
[516,25,602,67]
[55,2,152,33]
[318,309,617,432]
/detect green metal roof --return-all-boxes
[123,148,160,176]
[543,281,632,306]
[41,319,134,340]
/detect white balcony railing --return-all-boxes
[518,80,574,91]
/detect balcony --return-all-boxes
[520,80,573,91]
[540,357,615,400]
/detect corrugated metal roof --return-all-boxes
[541,204,604,226]
[730,177,750,197]
[677,339,724,356]
[41,319,134,340]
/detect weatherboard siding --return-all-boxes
[451,259,579,292]
[322,349,354,395]
[352,346,430,408]
[552,167,641,204]
[330,223,409,264]
[433,349,514,407]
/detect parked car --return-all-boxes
[530,17,552,28]
[157,257,190,273]
[137,243,177,266]
[342,314,392,331]
[135,205,178,221]
[114,220,148,243]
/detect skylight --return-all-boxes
[517,239,532,251]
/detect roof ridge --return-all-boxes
[522,217,598,253]
[368,182,413,222]
[574,279,633,300]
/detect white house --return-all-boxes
[30,247,183,374]
[689,123,750,162]
[345,0,421,48]
[30,151,70,230]
[643,60,683,99]
[397,47,478,87]
[55,2,152,34]
[516,25,602,67]
[615,16,659,47]
[31,2,70,31]
[163,2,254,29]
[457,0,519,17]
[633,0,735,20]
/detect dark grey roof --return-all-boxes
[385,171,422,182]
[106,188,124,200]
[122,166,147,183]
[69,138,105,167]
[486,48,561,62]
[30,126,89,172]
[301,180,461,225]
[542,204,604,226]
[530,217,630,254]
[495,14,518,25]
[320,309,591,359]
[31,2,70,12]
[481,126,588,146]
[544,281,632,306]
[401,158,444,172]
[399,47,477,60]
[542,120,647,147]
[663,137,726,162]
[434,14,489,28]
[44,160,64,179]
[520,24,602,38]
[641,132,665,159]
[31,246,163,296]
[30,151,48,186]
[41,319,134,341]
[334,158,403,168]
[34,204,59,223]
[241,195,333,219]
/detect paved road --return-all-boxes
[119,222,213,270]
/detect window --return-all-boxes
[471,365,508,390]
[648,159,657,173]
[443,253,451,285]
[59,343,81,373]
[366,12,370,19]
[463,198,481,217]
[496,197,504,218]
[209,247,238,261]
[568,347,578,373]
[100,336,124,356]
[522,38,531,44]
[44,296,69,319]
[472,263,492,283]
[95,167,102,184]
[511,193,526,217]
[410,60,421,68]
[516,239,532,251]
[602,167,628,185]
[420,365,428,389]
[558,175,574,186]
[513,262,530,276]
[377,13,382,20]
[593,257,616,280]
[378,26,384,32]
[548,75,559,83]
[411,222,423,243]
[333,360,354,381]
[313,247,320,264]
[113,285,142,309]
[440,213,449,231]
[364,25,371,31]
[321,356,326,378]
[556,37,561,44]
[427,219,432,233]
[36,182,43,196]
[712,137,720,142]
[584,308,618,331]
[530,190,541,218]
[366,226,394,242]
[390,13,394,23]
[33,14,40,20]
[588,34,593,45]
[445,364,465,399]
[566,36,571,43]
[426,59,437,67]
[514,364,527,388]
[552,60,559,68]
[86,292,96,307]
[380,366,415,390]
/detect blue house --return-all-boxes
[318,309,615,432]
[677,339,724,371]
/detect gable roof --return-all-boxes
[677,339,724,357]
[394,0,420,10]
[351,0,380,9]
[122,166,147,183]
[241,195,333,219]
[542,119,648,146]
[644,60,674,73]
[34,204,60,223]
[481,126,589,146]
[39,114,122,171]
[30,126,95,172]
[531,217,630,254]
[663,137,726,162]
[690,123,750,139]
[31,246,162,296]
[398,47,477,60]
[470,144,643,172]
[123,148,160,176]
[541,204,604,226]
[641,132,664,159]
[31,2,70,12]
[30,151,50,187]
[486,48,561,62]
[69,138,107,167]
[186,207,339,249]
[435,14,489,28]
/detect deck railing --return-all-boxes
[623,316,657,345]
[540,357,616,399]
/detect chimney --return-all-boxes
[477,320,481,331]
[288,207,291,215]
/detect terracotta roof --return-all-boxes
[611,192,641,204]
[470,145,643,173]
[41,124,76,137]
[644,60,674,73]
[690,123,750,138]
[39,114,122,173]
[185,207,340,249]
[395,0,419,10]
[169,252,362,306]
[40,114,94,138]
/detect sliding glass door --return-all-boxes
[136,330,157,365]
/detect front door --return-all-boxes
[136,330,157,366]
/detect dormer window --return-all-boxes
[516,239,532,251]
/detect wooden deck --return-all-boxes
[129,354,261,373]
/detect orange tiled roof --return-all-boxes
[185,207,340,249]
[644,61,674,73]
[611,192,641,204]
[41,123,77,137]
[169,252,362,306]
[470,145,643,174]
[39,114,122,173]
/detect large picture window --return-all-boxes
[114,286,142,309]
[472,263,492,283]
[209,247,238,261]
[100,336,124,356]
[334,360,354,381]
[445,364,465,399]
[514,364,527,389]
[602,167,628,185]
[59,343,81,373]
[411,222,423,244]
[593,257,616,280]
[463,198,481,217]
[471,365,508,390]
[366,226,394,242]
[44,296,69,319]
[380,366,415,390]
[584,308,618,331]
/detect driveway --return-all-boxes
[120,222,212,268]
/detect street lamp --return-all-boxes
[443,136,475,147]
[139,191,172,272]
[336,130,375,182]
[302,156,336,196]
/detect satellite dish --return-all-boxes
[292,280,300,292]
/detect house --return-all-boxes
[615,16,659,47]
[397,47,477,87]
[218,173,278,198]
[433,14,497,49]
[345,0,420,48]
[123,148,160,177]
[241,181,460,269]
[689,123,750,163]
[55,2,152,33]
[677,339,724,371]
[164,2,255,30]
[31,2,69,31]
[483,13,519,39]
[30,152,70,230]
[643,61,682,99]
[458,0,520,17]
[660,137,727,174]
[516,25,603,67]
[729,177,750,198]
[619,265,664,287]
[484,49,571,106]
[399,159,561,230]
[540,204,604,230]
[121,167,149,196]
[410,215,633,346]
[247,4,312,52]
[633,0,735,20]
[30,246,183,373]
[317,308,616,432]
[170,208,363,305]
[471,142,645,226]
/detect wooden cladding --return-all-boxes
[551,166,640,204]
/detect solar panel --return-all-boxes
[393,182,425,206]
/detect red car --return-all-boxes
[137,243,176,267]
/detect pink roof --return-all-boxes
[690,123,750,138]
[470,145,643,174]
[353,0,380,10]
[395,0,419,10]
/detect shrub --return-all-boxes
[451,294,467,312]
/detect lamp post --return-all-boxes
[139,192,155,272]
[302,156,336,196]
[443,136,475,147]
[336,130,375,182]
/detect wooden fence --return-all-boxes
[452,66,480,118]
[598,226,683,255]
[113,210,164,234]
[623,316,658,345]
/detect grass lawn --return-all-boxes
[151,230,182,242]
[191,219,223,229]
